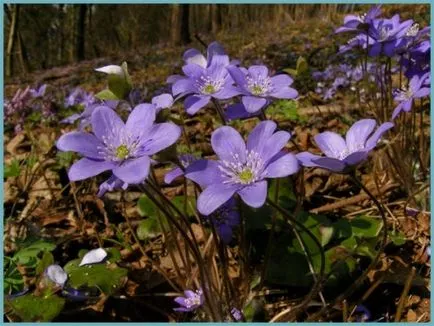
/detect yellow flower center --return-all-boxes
[116,144,130,159]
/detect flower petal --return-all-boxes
[270,74,294,88]
[247,120,277,154]
[172,78,195,96]
[365,122,394,150]
[68,158,115,181]
[45,265,67,287]
[345,119,376,152]
[238,180,267,208]
[91,105,125,141]
[213,85,241,100]
[242,96,267,113]
[142,122,181,155]
[185,95,210,115]
[343,150,369,166]
[57,132,103,160]
[113,155,151,184]
[164,167,184,184]
[414,87,430,98]
[185,159,223,188]
[95,65,124,77]
[183,49,207,68]
[296,152,324,168]
[125,103,156,137]
[79,248,107,266]
[269,86,298,99]
[197,183,238,216]
[312,157,346,172]
[211,126,246,163]
[248,65,269,79]
[314,131,347,159]
[266,153,299,178]
[227,66,248,90]
[261,131,291,162]
[182,63,205,78]
[218,224,233,244]
[152,93,174,110]
[225,103,258,121]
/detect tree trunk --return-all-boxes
[75,4,87,61]
[211,4,221,34]
[6,4,19,77]
[170,4,190,45]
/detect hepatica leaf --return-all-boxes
[8,294,65,322]
[63,259,127,295]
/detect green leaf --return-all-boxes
[171,196,197,216]
[8,294,65,322]
[350,215,383,238]
[13,240,56,267]
[282,68,297,77]
[296,56,309,75]
[121,61,133,88]
[105,248,122,263]
[319,225,334,246]
[311,247,357,287]
[137,216,161,241]
[108,67,132,100]
[63,259,127,295]
[389,230,407,246]
[137,195,157,217]
[332,219,352,239]
[244,204,273,232]
[36,251,54,275]
[4,159,21,178]
[95,89,119,101]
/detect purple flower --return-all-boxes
[208,197,240,244]
[186,121,299,215]
[164,154,197,184]
[171,54,239,115]
[97,174,128,197]
[30,84,47,98]
[231,307,244,321]
[65,88,96,108]
[335,5,382,34]
[392,73,430,119]
[151,93,174,113]
[339,34,375,54]
[225,103,260,121]
[183,41,226,69]
[57,104,181,184]
[367,15,413,57]
[174,289,204,312]
[227,65,298,113]
[297,119,394,173]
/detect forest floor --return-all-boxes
[4,9,431,322]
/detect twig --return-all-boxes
[394,266,416,322]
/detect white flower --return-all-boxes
[95,65,125,77]
[79,248,107,266]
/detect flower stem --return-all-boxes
[307,172,388,321]
[266,199,326,319]
[212,98,227,125]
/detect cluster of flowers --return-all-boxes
[313,62,378,101]
[4,84,53,133]
[56,4,429,312]
[334,5,430,119]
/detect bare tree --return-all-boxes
[6,4,19,77]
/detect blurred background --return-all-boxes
[4,4,366,75]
